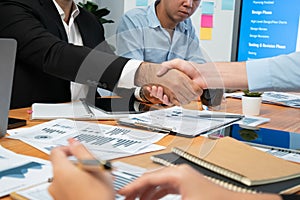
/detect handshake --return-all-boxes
[135,59,225,107]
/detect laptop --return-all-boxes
[0,38,18,138]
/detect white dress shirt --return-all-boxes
[53,0,88,101]
[53,0,141,101]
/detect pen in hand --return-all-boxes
[67,137,112,173]
[72,159,112,173]
[49,138,112,183]
[48,159,112,183]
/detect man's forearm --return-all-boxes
[214,62,248,89]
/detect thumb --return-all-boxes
[68,138,95,160]
[160,59,200,80]
[158,59,186,76]
[158,59,183,76]
[50,146,73,169]
[157,64,172,77]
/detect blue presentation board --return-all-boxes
[237,0,300,61]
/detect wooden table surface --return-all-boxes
[1,98,300,199]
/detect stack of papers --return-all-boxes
[10,161,180,200]
[225,91,300,108]
[31,101,132,120]
[8,119,167,160]
[118,106,270,137]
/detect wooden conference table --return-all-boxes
[1,98,300,200]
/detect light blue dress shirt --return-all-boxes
[116,1,206,64]
[246,51,300,92]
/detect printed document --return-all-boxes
[0,146,52,197]
[8,119,166,160]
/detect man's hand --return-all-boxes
[118,164,232,200]
[154,59,226,107]
[48,139,114,200]
[159,59,208,88]
[159,59,225,89]
[141,85,175,105]
[144,85,173,106]
[119,164,282,200]
[135,62,202,105]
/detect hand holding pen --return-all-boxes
[48,138,114,200]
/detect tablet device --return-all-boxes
[84,97,153,115]
[208,124,300,151]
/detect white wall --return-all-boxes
[94,0,125,39]
[94,0,235,62]
[191,1,235,61]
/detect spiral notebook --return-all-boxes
[151,152,300,194]
[151,137,300,194]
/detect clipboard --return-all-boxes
[117,106,243,137]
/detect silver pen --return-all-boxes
[72,159,112,172]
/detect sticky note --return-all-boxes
[200,28,213,40]
[201,14,213,28]
[201,1,214,14]
[222,0,234,10]
[136,0,148,6]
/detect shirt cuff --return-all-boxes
[117,59,143,88]
[246,58,272,91]
[134,87,143,101]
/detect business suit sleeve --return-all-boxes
[0,0,129,92]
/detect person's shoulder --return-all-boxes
[123,7,147,19]
[121,7,149,27]
[1,0,39,7]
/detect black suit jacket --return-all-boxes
[0,0,130,108]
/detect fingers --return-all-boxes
[136,62,202,105]
[158,59,191,77]
[147,85,175,106]
[147,86,163,102]
[160,59,201,80]
[67,138,95,160]
[50,139,95,170]
[48,146,77,199]
[67,138,113,181]
[50,146,74,172]
[118,167,181,199]
[142,85,163,104]
[159,61,204,104]
[148,186,178,200]
[160,59,208,89]
[49,140,114,200]
[156,64,172,77]
[146,82,201,106]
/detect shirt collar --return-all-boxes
[147,0,161,28]
[147,0,188,32]
[52,0,80,21]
